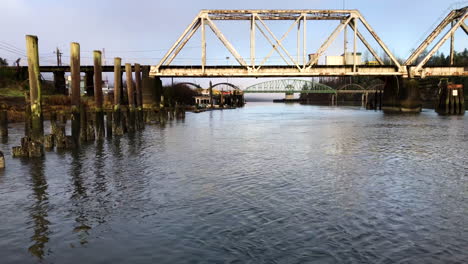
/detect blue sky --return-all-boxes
[0,0,467,91]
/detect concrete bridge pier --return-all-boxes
[382,76,422,113]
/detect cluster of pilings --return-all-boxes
[3,35,185,160]
[435,80,465,115]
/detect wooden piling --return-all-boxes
[26,35,44,141]
[114,57,122,110]
[126,63,136,132]
[0,151,4,169]
[70,42,81,142]
[135,64,142,110]
[112,58,124,136]
[436,81,465,115]
[79,105,88,143]
[105,111,113,138]
[94,50,105,140]
[54,113,67,149]
[44,134,55,150]
[0,110,8,138]
[86,111,95,141]
[70,42,81,110]
[135,63,144,130]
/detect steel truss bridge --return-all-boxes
[151,7,468,78]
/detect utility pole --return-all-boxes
[54,47,62,66]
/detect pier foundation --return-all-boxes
[382,76,422,113]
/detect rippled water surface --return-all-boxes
[0,103,467,263]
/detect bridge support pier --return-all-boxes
[285,93,294,100]
[53,71,66,95]
[382,76,422,113]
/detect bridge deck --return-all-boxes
[2,65,466,78]
[150,65,468,78]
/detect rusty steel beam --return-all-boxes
[348,21,384,65]
[205,16,249,68]
[255,20,292,66]
[461,21,468,35]
[255,14,301,69]
[410,66,468,78]
[405,10,457,65]
[165,20,201,66]
[307,16,353,68]
[156,12,202,69]
[356,11,402,69]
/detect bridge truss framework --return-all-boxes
[151,7,468,78]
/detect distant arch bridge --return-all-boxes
[176,82,241,90]
[177,79,384,94]
[243,79,384,94]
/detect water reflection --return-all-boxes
[27,158,51,260]
[70,149,91,245]
[92,141,110,226]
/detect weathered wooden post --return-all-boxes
[0,151,4,169]
[113,57,124,136]
[126,63,135,132]
[26,35,44,141]
[135,64,143,109]
[135,63,144,129]
[79,104,88,142]
[94,50,105,140]
[105,111,113,138]
[114,58,122,109]
[54,112,67,149]
[70,42,81,143]
[0,110,7,138]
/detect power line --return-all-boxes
[0,40,25,54]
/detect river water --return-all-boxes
[0,103,466,263]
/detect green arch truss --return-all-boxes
[243,79,336,94]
